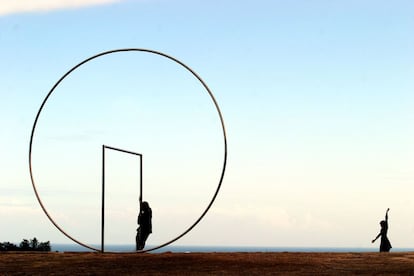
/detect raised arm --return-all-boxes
[385,208,390,222]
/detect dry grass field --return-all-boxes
[1,252,414,275]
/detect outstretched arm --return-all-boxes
[372,232,381,243]
[385,208,390,222]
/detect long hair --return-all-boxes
[141,201,151,212]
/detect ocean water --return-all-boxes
[51,244,414,253]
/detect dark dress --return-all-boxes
[379,221,392,252]
[136,204,152,251]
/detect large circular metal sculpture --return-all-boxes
[29,48,227,252]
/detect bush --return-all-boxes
[0,242,19,251]
[0,238,51,252]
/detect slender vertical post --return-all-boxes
[139,155,142,205]
[101,145,105,253]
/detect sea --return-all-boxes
[51,244,414,253]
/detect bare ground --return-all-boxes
[1,252,414,275]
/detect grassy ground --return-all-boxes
[1,252,414,275]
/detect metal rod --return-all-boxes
[104,145,142,157]
[140,155,142,204]
[101,145,105,253]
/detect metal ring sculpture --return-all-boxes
[29,48,228,252]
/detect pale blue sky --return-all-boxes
[1,0,414,250]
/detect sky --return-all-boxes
[1,0,414,251]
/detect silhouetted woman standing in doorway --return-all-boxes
[372,208,392,252]
[136,201,152,251]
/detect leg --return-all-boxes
[136,228,142,251]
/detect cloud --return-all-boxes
[0,0,124,16]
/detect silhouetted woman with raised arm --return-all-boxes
[136,201,152,251]
[372,208,392,252]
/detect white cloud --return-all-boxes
[0,0,124,16]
